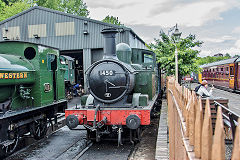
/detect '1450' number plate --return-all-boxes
[99,70,115,76]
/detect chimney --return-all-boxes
[101,28,118,59]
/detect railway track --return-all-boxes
[5,116,160,160]
[3,112,67,159]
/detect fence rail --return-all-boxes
[167,76,240,160]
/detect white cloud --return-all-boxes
[199,50,212,57]
[84,0,240,57]
[233,26,240,33]
[219,47,240,56]
[200,46,240,57]
[202,35,235,43]
[234,39,240,48]
[85,0,238,27]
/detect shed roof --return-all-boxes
[200,57,239,68]
[0,6,146,44]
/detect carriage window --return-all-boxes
[230,66,234,75]
[221,68,223,71]
[209,69,211,72]
[216,68,218,71]
[226,67,229,71]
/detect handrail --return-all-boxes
[214,100,240,141]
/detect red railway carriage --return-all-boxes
[201,57,240,90]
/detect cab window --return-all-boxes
[142,53,153,63]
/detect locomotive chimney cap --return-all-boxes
[101,28,118,34]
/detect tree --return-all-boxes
[148,30,203,81]
[225,53,231,58]
[196,54,232,66]
[0,0,89,22]
[102,15,124,26]
[35,0,90,17]
[0,0,31,21]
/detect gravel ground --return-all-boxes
[129,115,160,160]
[80,141,134,160]
[5,126,87,160]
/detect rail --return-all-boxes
[167,76,240,160]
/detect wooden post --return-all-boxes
[189,93,195,146]
[201,98,213,160]
[167,77,175,160]
[211,107,225,160]
[185,96,192,137]
[231,118,240,160]
[195,97,203,158]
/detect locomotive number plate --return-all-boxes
[99,70,115,76]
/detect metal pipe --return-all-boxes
[175,46,178,83]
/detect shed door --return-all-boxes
[229,64,235,89]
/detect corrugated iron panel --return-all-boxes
[0,7,146,51]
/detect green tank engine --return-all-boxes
[60,55,75,99]
[0,41,67,157]
[65,28,161,145]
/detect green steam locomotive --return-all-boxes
[0,41,67,157]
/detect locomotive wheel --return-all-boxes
[0,133,19,157]
[30,118,48,140]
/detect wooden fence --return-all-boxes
[167,76,240,160]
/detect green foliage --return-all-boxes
[196,54,232,65]
[0,0,31,21]
[0,0,89,22]
[147,30,203,78]
[0,0,5,9]
[36,0,90,17]
[102,15,124,26]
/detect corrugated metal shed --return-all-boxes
[200,57,238,68]
[0,6,146,50]
[0,6,148,89]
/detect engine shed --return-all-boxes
[0,6,147,89]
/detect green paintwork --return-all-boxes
[81,95,88,106]
[0,41,66,110]
[60,55,75,85]
[130,48,158,101]
[139,94,148,106]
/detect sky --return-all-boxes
[84,0,240,57]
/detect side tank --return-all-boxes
[0,41,66,111]
[0,54,35,102]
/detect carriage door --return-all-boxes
[229,64,235,89]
